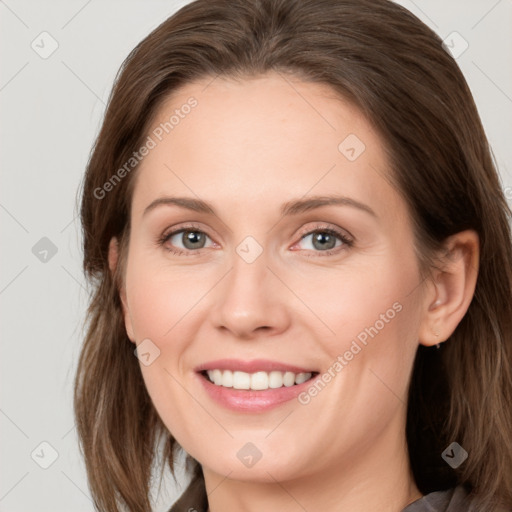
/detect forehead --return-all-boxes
[131,72,405,225]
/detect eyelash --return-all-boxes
[156,222,354,257]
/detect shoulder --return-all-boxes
[402,486,469,511]
[168,479,511,512]
[402,485,510,512]
[167,473,208,512]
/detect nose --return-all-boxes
[210,251,291,340]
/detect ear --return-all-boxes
[418,230,479,347]
[108,237,136,343]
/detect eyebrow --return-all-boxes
[143,194,377,218]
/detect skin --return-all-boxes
[109,72,479,512]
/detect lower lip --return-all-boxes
[196,372,316,412]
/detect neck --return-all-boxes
[202,411,422,512]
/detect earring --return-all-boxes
[434,329,441,349]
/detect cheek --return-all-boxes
[303,251,422,401]
[296,254,419,346]
[124,256,205,439]
[125,253,207,342]
[290,263,421,454]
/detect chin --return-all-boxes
[192,439,315,484]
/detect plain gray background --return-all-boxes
[1,1,511,510]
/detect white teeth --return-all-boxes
[212,369,222,386]
[205,369,313,390]
[250,371,268,390]
[268,371,283,388]
[295,372,310,385]
[233,371,251,390]
[283,371,295,387]
[221,369,233,388]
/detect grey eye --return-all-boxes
[170,230,209,250]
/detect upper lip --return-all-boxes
[195,359,316,374]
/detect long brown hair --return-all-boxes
[75,0,512,510]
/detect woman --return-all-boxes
[74,0,512,511]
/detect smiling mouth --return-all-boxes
[200,369,319,391]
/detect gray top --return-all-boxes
[168,474,480,512]
[403,486,473,511]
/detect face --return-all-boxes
[117,72,429,482]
